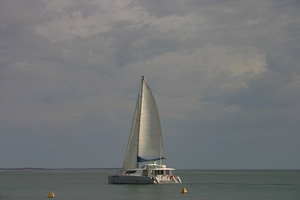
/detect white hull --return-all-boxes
[108,175,154,184]
[108,174,182,184]
[108,164,182,184]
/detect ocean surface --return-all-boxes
[1,169,299,200]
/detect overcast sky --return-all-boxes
[0,0,299,169]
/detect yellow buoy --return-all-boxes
[47,191,55,198]
[181,187,188,194]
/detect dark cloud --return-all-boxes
[104,21,186,68]
[136,0,236,18]
[64,1,102,19]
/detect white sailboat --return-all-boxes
[108,76,182,184]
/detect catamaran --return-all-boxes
[108,76,181,184]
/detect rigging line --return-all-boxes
[111,138,127,169]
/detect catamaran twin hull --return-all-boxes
[108,175,155,184]
[108,164,182,184]
[108,175,182,184]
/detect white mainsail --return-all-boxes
[122,76,165,171]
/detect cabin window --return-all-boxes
[125,170,137,174]
[155,170,164,175]
[153,170,170,175]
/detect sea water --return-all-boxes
[0,169,299,200]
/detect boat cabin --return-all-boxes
[123,164,175,177]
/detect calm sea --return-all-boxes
[1,169,299,200]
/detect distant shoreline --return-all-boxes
[1,168,298,171]
[0,168,120,171]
